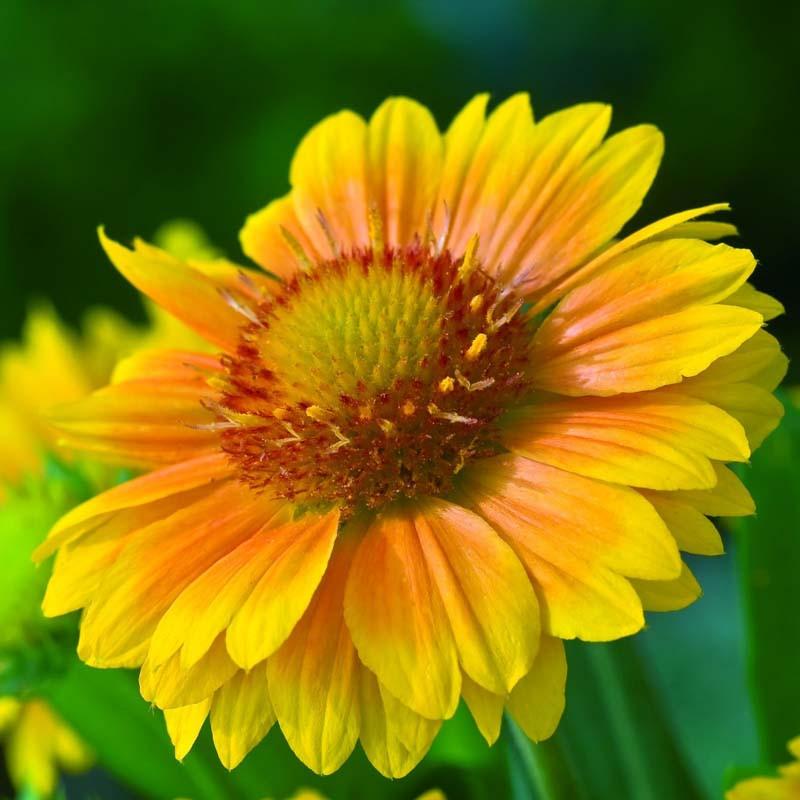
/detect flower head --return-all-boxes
[0,697,93,797]
[36,95,785,777]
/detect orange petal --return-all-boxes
[413,498,540,694]
[210,666,276,769]
[358,668,441,779]
[35,453,232,560]
[99,229,244,351]
[50,378,218,469]
[240,193,324,281]
[225,509,341,670]
[290,110,370,252]
[367,98,443,246]
[147,504,308,670]
[502,393,749,491]
[344,507,460,719]
[506,636,566,742]
[77,482,275,667]
[459,455,678,640]
[268,536,360,775]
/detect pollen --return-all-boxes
[215,230,532,516]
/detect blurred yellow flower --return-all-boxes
[35,94,784,778]
[0,304,137,493]
[0,696,93,797]
[727,737,800,799]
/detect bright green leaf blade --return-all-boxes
[42,661,236,800]
[733,395,800,763]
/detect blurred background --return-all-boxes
[1,1,798,798]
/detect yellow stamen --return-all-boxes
[402,400,416,416]
[378,419,395,436]
[466,333,487,361]
[469,294,484,313]
[368,205,385,263]
[438,376,455,394]
[306,405,334,422]
[458,234,480,281]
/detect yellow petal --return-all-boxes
[518,123,663,302]
[268,536,360,775]
[461,674,504,745]
[506,637,567,742]
[164,700,211,761]
[726,282,785,321]
[446,93,538,256]
[413,498,540,694]
[503,393,749,491]
[225,509,340,670]
[534,202,730,308]
[141,634,238,710]
[632,562,702,612]
[433,93,490,235]
[345,507,461,719]
[368,97,443,246]
[532,239,755,355]
[358,669,441,779]
[530,304,762,397]
[210,666,276,770]
[671,463,754,518]
[487,103,612,280]
[290,110,370,251]
[640,493,723,556]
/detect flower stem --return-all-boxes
[503,714,580,800]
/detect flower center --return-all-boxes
[217,235,532,516]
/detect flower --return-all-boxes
[0,304,136,495]
[35,94,785,778]
[0,696,93,797]
[727,737,800,799]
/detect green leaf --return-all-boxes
[42,660,237,800]
[557,639,705,800]
[733,395,800,763]
[504,715,581,800]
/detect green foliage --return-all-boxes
[733,396,800,765]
